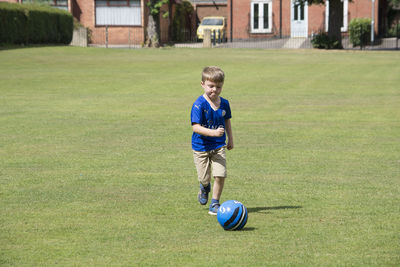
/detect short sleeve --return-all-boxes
[191,102,202,125]
[224,100,232,120]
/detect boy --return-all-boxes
[190,66,234,215]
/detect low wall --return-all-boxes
[70,27,87,47]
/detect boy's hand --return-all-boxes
[214,126,225,137]
[227,140,234,150]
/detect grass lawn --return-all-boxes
[0,46,399,266]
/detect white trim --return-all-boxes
[325,0,348,32]
[291,0,308,37]
[343,0,348,32]
[250,0,273,34]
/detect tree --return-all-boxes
[388,0,400,37]
[301,0,348,48]
[146,0,168,47]
[389,0,400,5]
[146,0,182,47]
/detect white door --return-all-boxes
[291,0,308,37]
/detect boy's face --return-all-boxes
[201,80,223,101]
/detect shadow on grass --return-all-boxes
[240,227,256,231]
[247,206,302,214]
[0,44,68,51]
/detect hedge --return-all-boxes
[349,18,371,49]
[0,2,73,45]
[311,32,341,49]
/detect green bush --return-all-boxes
[387,22,400,38]
[172,1,194,42]
[349,18,371,48]
[311,32,341,49]
[0,2,73,45]
[0,3,28,44]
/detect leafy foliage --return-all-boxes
[349,18,371,48]
[147,0,169,16]
[388,23,400,37]
[0,2,73,45]
[311,32,341,49]
[172,1,193,42]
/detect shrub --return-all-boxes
[0,3,28,44]
[0,2,73,45]
[387,22,400,38]
[349,18,371,48]
[172,1,194,42]
[311,32,341,49]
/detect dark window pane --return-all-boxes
[254,3,259,29]
[300,3,304,21]
[263,4,269,29]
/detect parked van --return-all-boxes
[197,16,227,42]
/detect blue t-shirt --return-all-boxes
[191,95,232,151]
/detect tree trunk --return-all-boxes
[146,14,160,47]
[328,0,343,48]
[168,2,173,43]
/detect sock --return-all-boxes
[201,183,210,192]
[211,198,219,205]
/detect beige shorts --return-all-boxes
[193,146,227,185]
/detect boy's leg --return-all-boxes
[212,176,225,201]
[211,147,227,201]
[208,147,227,215]
[193,150,212,205]
[208,177,224,215]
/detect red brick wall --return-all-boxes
[195,4,227,22]
[349,0,379,33]
[72,0,146,45]
[227,0,248,39]
[308,3,325,34]
[159,4,169,43]
[228,0,381,40]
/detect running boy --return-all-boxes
[190,66,234,215]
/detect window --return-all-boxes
[293,2,305,21]
[95,0,141,26]
[325,0,348,32]
[251,0,272,33]
[22,0,68,11]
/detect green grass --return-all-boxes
[1,46,399,266]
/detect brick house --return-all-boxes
[227,0,388,40]
[1,0,178,45]
[1,0,229,44]
[190,0,227,24]
[2,0,392,44]
[0,0,145,44]
[70,0,148,45]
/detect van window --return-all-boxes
[202,19,223,26]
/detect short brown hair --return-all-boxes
[202,66,225,83]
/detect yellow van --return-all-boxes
[197,16,227,41]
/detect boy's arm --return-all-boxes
[192,123,225,137]
[225,119,234,150]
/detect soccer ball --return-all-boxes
[217,200,248,230]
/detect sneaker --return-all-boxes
[208,203,220,215]
[198,183,210,205]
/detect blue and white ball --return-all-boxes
[217,200,248,231]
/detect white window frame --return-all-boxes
[22,0,68,11]
[325,0,348,32]
[95,0,142,26]
[250,0,273,34]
